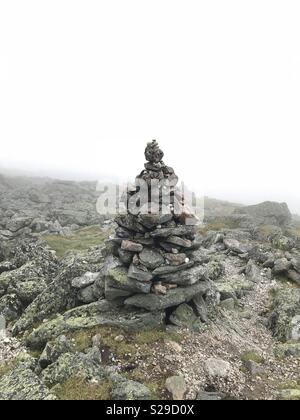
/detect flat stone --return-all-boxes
[152,261,194,276]
[128,264,154,282]
[223,238,249,254]
[160,265,206,286]
[105,267,151,295]
[150,226,195,239]
[165,236,192,248]
[138,211,173,229]
[274,342,300,359]
[139,248,165,270]
[115,214,146,234]
[124,282,209,311]
[121,240,143,253]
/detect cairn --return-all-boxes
[103,140,210,319]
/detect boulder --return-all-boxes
[0,364,56,400]
[234,201,292,226]
[26,301,165,350]
[204,358,231,379]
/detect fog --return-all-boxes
[0,1,299,214]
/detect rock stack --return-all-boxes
[102,140,212,323]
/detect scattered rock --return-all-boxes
[165,376,186,400]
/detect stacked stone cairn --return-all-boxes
[103,140,211,326]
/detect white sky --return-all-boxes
[0,1,300,213]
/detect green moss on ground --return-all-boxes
[43,225,109,258]
[240,351,264,364]
[53,375,113,400]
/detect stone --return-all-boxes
[169,303,199,329]
[165,253,187,266]
[196,390,227,401]
[71,272,99,289]
[165,236,192,248]
[110,378,151,400]
[121,240,143,253]
[128,264,154,282]
[105,267,151,295]
[152,261,194,276]
[0,364,57,400]
[274,343,300,358]
[287,270,300,285]
[150,226,195,239]
[152,283,167,295]
[223,238,249,254]
[291,257,300,273]
[138,211,173,229]
[220,298,236,310]
[125,282,209,311]
[117,249,134,265]
[193,294,208,322]
[26,301,165,350]
[0,294,22,322]
[115,214,146,234]
[160,265,206,286]
[273,258,291,275]
[267,286,300,342]
[77,285,98,304]
[204,358,231,379]
[290,315,300,341]
[245,260,263,283]
[165,376,186,400]
[139,248,164,270]
[39,335,73,369]
[279,389,300,400]
[243,360,265,377]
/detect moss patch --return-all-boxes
[53,375,113,400]
[240,351,264,364]
[43,225,109,258]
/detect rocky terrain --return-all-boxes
[0,170,300,400]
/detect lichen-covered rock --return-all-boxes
[169,303,201,330]
[274,342,300,359]
[39,335,74,369]
[0,294,22,321]
[268,286,300,342]
[26,300,165,350]
[12,250,103,336]
[110,375,151,400]
[105,266,151,297]
[0,364,56,400]
[41,352,107,388]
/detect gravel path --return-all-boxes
[160,256,300,400]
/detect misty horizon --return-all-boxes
[1,162,299,216]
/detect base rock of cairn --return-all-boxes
[102,140,213,327]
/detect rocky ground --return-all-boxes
[0,174,299,400]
